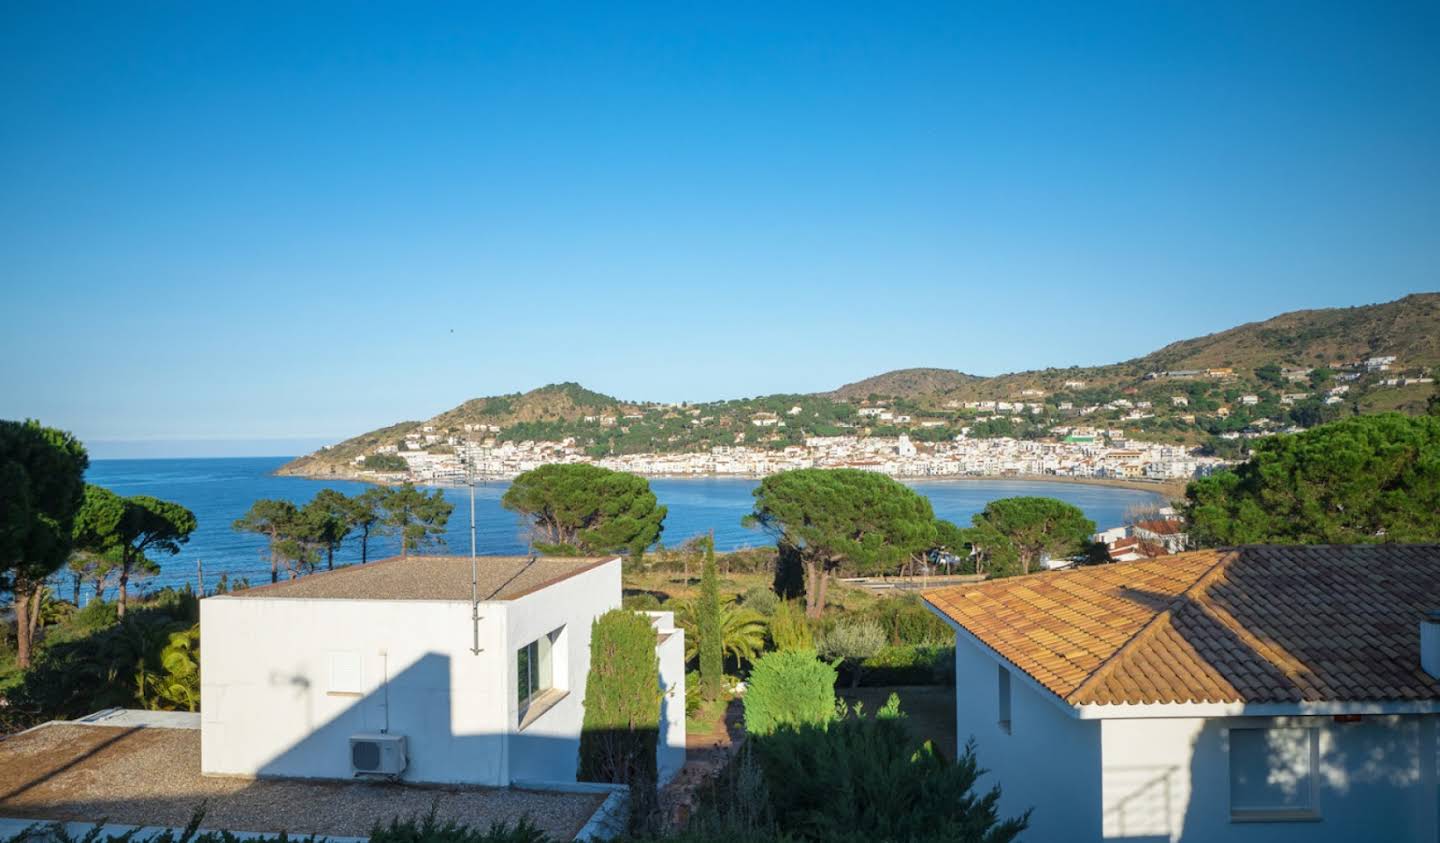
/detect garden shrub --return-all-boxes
[577,609,661,792]
[766,600,812,651]
[863,595,952,645]
[853,644,955,686]
[817,620,885,687]
[742,650,836,736]
[741,586,779,616]
[623,592,663,611]
[749,700,1029,843]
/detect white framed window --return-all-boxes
[1228,727,1320,821]
[997,665,1012,734]
[517,627,564,712]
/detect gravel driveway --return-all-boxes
[0,724,601,840]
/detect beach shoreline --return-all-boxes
[278,465,1184,500]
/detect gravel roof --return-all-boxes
[0,724,603,839]
[228,555,614,602]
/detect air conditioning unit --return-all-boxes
[350,733,407,778]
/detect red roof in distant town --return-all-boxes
[1133,519,1185,535]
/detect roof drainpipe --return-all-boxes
[1422,610,1440,680]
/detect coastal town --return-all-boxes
[363,428,1229,485]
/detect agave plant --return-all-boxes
[676,597,767,670]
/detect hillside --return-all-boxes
[827,368,983,401]
[278,293,1440,478]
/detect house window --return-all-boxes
[1228,727,1320,821]
[997,665,1012,734]
[517,628,562,711]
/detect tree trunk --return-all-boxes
[815,566,831,618]
[360,528,369,564]
[13,583,34,668]
[72,573,82,607]
[270,527,280,583]
[118,568,130,618]
[327,546,334,571]
[803,560,821,618]
[27,587,41,642]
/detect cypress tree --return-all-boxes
[577,609,661,786]
[699,531,724,700]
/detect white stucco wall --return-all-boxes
[505,559,622,784]
[648,611,688,786]
[200,559,623,786]
[200,596,512,784]
[1101,712,1439,843]
[950,632,1103,841]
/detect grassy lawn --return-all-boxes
[624,567,882,615]
[838,684,957,757]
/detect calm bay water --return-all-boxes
[84,457,1162,596]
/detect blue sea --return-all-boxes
[83,457,1164,596]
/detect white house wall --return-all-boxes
[650,612,687,786]
[200,596,511,785]
[951,636,1103,841]
[504,560,622,784]
[1101,713,1440,843]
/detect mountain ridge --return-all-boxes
[278,293,1440,477]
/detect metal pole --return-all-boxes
[468,455,481,655]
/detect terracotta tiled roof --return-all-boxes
[923,545,1440,707]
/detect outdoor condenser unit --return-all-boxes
[350,733,407,778]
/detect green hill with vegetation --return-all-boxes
[278,293,1440,476]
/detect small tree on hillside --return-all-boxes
[698,533,724,700]
[346,487,386,563]
[745,468,937,617]
[502,464,666,557]
[378,482,453,558]
[964,497,1095,576]
[578,609,662,829]
[78,488,196,617]
[0,419,89,668]
[302,489,353,571]
[233,498,301,583]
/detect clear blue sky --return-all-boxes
[3,2,1437,458]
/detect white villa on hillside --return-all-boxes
[200,555,686,788]
[925,545,1440,843]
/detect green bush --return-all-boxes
[623,592,664,611]
[863,595,952,646]
[741,586,779,617]
[577,609,661,832]
[817,620,885,687]
[3,590,199,730]
[361,453,408,472]
[854,644,955,686]
[766,600,812,652]
[742,650,836,736]
[749,700,1029,842]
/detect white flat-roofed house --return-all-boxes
[200,555,685,788]
[923,546,1440,843]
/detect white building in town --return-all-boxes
[924,546,1440,843]
[200,555,686,788]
